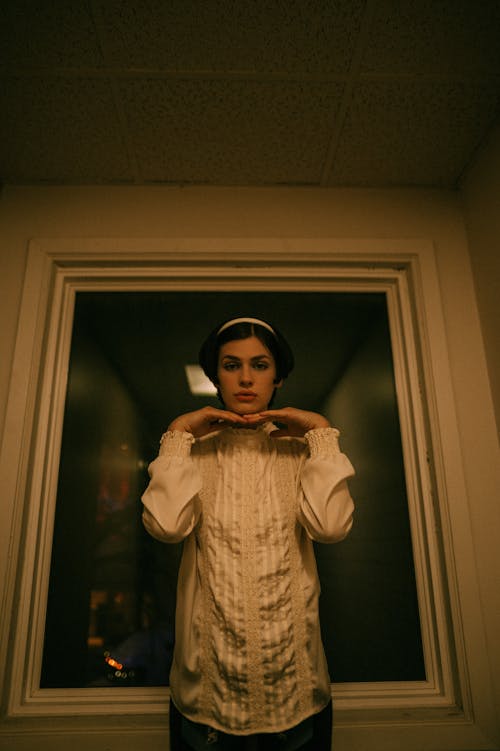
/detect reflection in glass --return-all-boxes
[41,291,424,687]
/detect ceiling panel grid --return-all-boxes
[0,0,499,187]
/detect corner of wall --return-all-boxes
[460,124,500,440]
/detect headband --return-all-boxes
[217,317,276,337]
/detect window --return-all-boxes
[1,239,489,750]
[40,290,424,689]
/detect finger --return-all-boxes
[224,411,248,423]
[211,410,247,425]
[258,409,290,421]
[242,413,266,423]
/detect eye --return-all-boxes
[222,361,239,371]
[253,360,270,370]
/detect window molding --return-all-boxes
[0,238,494,750]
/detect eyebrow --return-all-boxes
[221,354,272,361]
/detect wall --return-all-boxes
[461,123,500,440]
[0,185,499,747]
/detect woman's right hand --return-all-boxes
[168,406,247,438]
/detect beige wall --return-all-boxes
[0,185,499,747]
[461,124,500,440]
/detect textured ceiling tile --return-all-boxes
[0,0,104,67]
[0,77,133,182]
[327,80,500,186]
[360,0,500,77]
[98,0,365,74]
[0,0,499,187]
[120,78,343,184]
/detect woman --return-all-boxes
[141,317,355,750]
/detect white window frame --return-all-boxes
[0,237,495,750]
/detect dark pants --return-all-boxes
[169,699,333,750]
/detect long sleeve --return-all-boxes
[298,428,355,543]
[141,430,203,543]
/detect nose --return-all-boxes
[239,364,253,386]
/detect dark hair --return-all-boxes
[199,318,294,386]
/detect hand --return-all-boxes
[168,406,247,438]
[244,407,330,437]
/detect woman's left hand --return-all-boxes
[244,407,330,437]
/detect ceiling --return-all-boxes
[1,0,499,188]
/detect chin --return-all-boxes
[231,402,264,415]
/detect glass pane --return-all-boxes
[41,290,424,687]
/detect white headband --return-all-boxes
[217,317,276,337]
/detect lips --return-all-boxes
[235,392,257,401]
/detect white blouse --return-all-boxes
[141,424,355,736]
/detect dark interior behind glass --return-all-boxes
[41,291,424,688]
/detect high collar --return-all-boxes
[218,422,274,443]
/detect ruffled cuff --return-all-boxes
[305,427,341,456]
[158,430,195,458]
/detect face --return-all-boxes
[217,336,282,414]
